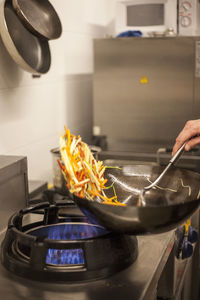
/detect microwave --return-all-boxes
[115,0,200,37]
[115,0,178,36]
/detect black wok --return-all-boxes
[12,0,62,40]
[0,0,51,74]
[72,164,200,235]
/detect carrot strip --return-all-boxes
[102,201,126,206]
[58,126,124,206]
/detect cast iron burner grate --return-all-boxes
[1,201,138,282]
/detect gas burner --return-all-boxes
[28,188,76,206]
[1,201,138,282]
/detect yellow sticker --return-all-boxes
[48,183,54,190]
[184,219,191,234]
[140,76,148,84]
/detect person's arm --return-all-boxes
[172,119,200,156]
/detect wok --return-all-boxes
[72,164,200,235]
[0,0,51,74]
[12,0,62,40]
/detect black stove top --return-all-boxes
[0,230,174,300]
[0,188,175,300]
[1,201,138,282]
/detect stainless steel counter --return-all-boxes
[0,230,175,300]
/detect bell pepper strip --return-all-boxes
[58,126,125,206]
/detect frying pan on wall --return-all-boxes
[72,164,200,235]
[12,0,62,40]
[0,0,51,74]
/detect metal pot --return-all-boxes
[50,146,101,195]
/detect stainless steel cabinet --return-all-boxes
[93,37,200,153]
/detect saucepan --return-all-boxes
[71,163,200,235]
[12,0,62,40]
[0,0,51,74]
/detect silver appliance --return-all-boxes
[93,36,200,154]
[0,155,28,233]
[115,0,178,37]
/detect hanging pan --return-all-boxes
[12,0,62,40]
[72,164,200,235]
[0,0,51,74]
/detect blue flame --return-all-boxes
[46,248,85,265]
[29,223,108,265]
[47,223,105,240]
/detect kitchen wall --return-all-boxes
[105,0,121,37]
[0,0,110,183]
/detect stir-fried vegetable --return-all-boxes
[58,126,125,206]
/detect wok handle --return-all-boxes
[143,137,196,192]
[143,141,187,191]
[169,141,187,164]
[170,135,199,164]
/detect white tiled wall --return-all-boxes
[0,0,109,183]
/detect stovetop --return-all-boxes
[0,231,175,300]
[0,213,175,300]
[0,185,175,300]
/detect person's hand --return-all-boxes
[172,119,200,156]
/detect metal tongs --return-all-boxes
[139,140,187,206]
